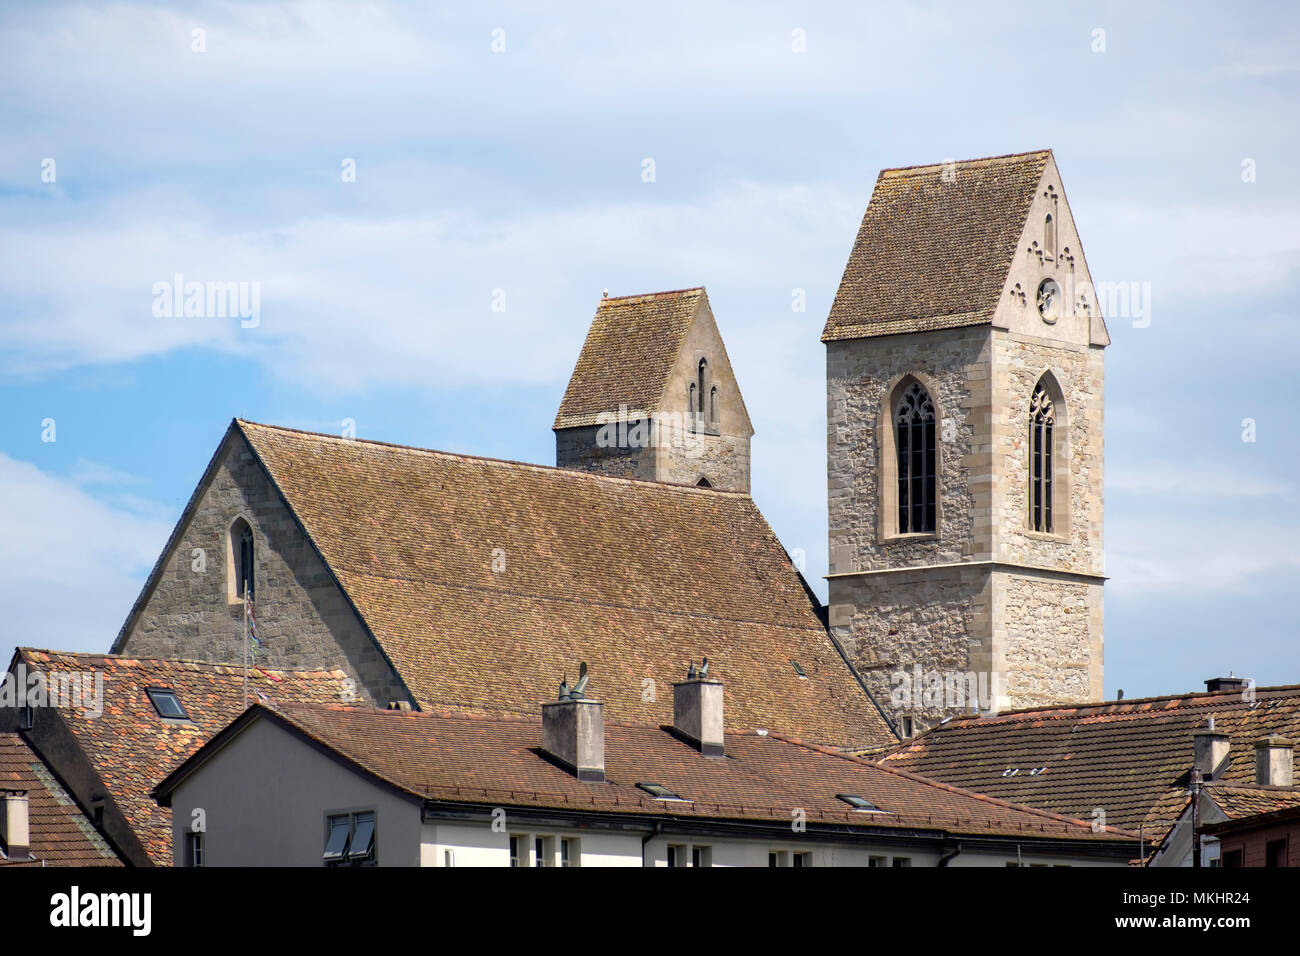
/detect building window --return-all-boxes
[900,715,914,739]
[146,687,188,720]
[792,852,812,868]
[561,837,580,868]
[709,386,718,424]
[444,849,455,867]
[1222,848,1244,868]
[323,810,377,866]
[692,845,712,868]
[229,517,255,603]
[696,477,712,488]
[697,359,709,414]
[1266,838,1288,868]
[185,831,204,868]
[868,855,888,867]
[1044,214,1056,259]
[1029,379,1056,533]
[892,856,912,867]
[895,382,936,534]
[768,850,789,867]
[534,835,554,867]
[688,383,697,418]
[17,705,33,731]
[667,844,686,868]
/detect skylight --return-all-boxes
[836,794,882,812]
[637,782,686,801]
[791,660,807,678]
[146,687,188,720]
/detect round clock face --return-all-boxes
[1036,278,1062,323]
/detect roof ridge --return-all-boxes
[879,149,1051,176]
[236,419,749,497]
[598,287,705,303]
[931,685,1300,726]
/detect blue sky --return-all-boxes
[1,1,1297,699]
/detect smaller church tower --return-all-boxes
[554,288,753,492]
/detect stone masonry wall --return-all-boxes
[828,565,991,732]
[115,432,406,706]
[992,330,1105,576]
[554,423,655,481]
[995,572,1102,707]
[653,421,750,490]
[826,326,992,575]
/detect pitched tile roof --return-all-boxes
[0,733,122,867]
[161,701,1133,845]
[16,648,350,865]
[554,288,703,429]
[236,420,893,750]
[822,150,1050,342]
[875,684,1300,831]
[1207,782,1300,821]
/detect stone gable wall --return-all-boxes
[116,433,406,706]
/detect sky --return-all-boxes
[1,1,1297,700]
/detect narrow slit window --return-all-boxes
[231,517,255,602]
[1030,382,1055,533]
[895,382,936,534]
[697,359,708,413]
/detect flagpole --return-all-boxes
[243,579,249,708]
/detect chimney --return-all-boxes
[673,660,724,757]
[1,791,30,862]
[541,664,604,783]
[1205,675,1249,693]
[1254,734,1295,787]
[1193,717,1231,779]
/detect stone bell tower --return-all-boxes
[822,150,1109,735]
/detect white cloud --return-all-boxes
[0,454,171,662]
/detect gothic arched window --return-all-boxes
[230,517,255,602]
[688,383,697,414]
[709,386,718,423]
[1045,214,1056,260]
[1029,382,1056,533]
[895,382,936,534]
[697,359,708,413]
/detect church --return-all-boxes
[110,149,1107,745]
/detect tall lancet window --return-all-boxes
[1044,214,1056,260]
[895,382,936,534]
[230,517,255,601]
[1029,382,1055,533]
[697,359,709,413]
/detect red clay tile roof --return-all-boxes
[876,684,1300,831]
[0,733,122,867]
[822,150,1050,342]
[237,420,893,750]
[17,648,351,865]
[554,288,703,429]
[176,701,1132,844]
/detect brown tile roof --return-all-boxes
[237,420,893,750]
[1207,782,1300,821]
[554,288,703,429]
[0,733,122,867]
[17,648,350,865]
[875,684,1300,832]
[177,701,1132,844]
[822,150,1050,342]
